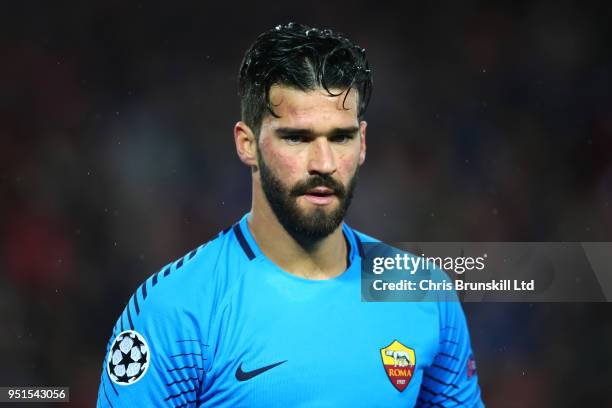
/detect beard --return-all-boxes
[257,151,358,244]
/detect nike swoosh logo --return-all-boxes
[235,360,287,381]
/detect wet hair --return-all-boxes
[238,22,373,137]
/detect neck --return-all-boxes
[247,185,348,280]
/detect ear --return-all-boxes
[234,121,258,167]
[358,120,367,165]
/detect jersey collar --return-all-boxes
[234,213,361,267]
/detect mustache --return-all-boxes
[290,174,346,198]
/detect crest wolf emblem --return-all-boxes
[380,340,416,392]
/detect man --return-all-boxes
[97,23,484,407]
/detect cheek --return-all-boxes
[260,140,304,178]
[276,153,302,176]
[337,149,361,177]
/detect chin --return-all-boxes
[298,202,338,215]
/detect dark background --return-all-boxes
[2,1,612,406]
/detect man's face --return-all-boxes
[256,85,366,242]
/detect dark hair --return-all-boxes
[238,23,373,137]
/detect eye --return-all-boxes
[329,134,354,144]
[282,135,304,145]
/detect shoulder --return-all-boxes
[350,227,457,305]
[346,226,379,245]
[343,225,379,261]
[116,223,253,331]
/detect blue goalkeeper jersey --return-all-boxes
[97,214,484,407]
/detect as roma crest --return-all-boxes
[380,340,416,392]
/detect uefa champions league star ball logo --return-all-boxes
[107,330,150,385]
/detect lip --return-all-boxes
[302,193,335,206]
[307,187,334,195]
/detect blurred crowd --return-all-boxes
[2,1,611,406]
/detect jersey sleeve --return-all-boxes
[97,253,211,407]
[417,296,484,407]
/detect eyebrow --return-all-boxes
[274,126,360,137]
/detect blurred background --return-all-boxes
[2,1,612,406]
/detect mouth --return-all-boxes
[301,187,335,206]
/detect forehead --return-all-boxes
[262,85,359,132]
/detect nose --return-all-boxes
[307,137,337,175]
